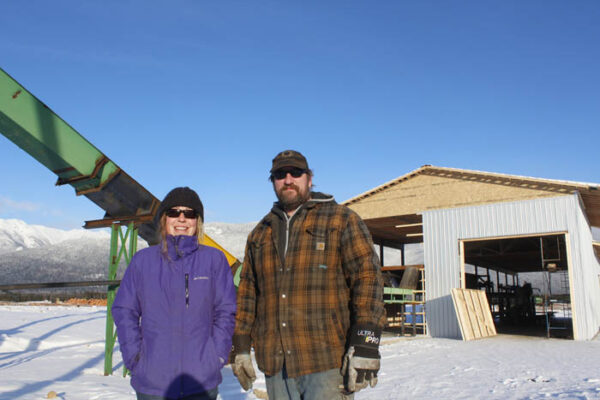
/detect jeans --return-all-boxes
[135,387,218,400]
[265,365,353,400]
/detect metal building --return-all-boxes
[344,166,600,340]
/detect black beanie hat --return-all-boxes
[156,187,204,221]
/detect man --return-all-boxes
[232,150,386,399]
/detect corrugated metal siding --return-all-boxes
[423,194,600,340]
[570,198,600,339]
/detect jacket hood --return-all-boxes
[164,234,199,260]
[308,191,334,203]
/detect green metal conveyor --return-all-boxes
[1,67,241,374]
[0,68,162,243]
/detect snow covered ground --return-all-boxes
[1,305,600,400]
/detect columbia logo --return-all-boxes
[193,276,209,280]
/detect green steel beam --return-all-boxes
[0,68,120,193]
[0,67,161,244]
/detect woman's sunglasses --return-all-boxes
[271,167,306,180]
[165,208,198,219]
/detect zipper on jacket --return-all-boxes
[283,208,299,256]
[185,273,189,308]
[174,236,183,258]
[284,215,290,256]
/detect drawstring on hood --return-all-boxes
[163,235,199,261]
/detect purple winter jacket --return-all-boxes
[112,234,236,398]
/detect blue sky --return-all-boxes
[1,1,599,229]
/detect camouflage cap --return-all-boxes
[270,150,309,173]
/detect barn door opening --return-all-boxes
[460,233,573,339]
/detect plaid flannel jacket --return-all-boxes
[234,193,386,377]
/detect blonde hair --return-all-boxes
[159,213,204,257]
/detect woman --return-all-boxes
[113,187,236,400]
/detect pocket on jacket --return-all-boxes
[306,226,341,260]
[132,341,146,376]
[305,227,331,266]
[250,240,266,268]
[250,229,268,259]
[302,309,343,349]
[206,337,222,370]
[330,309,347,342]
[188,274,211,310]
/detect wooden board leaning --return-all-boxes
[451,288,496,340]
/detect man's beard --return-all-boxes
[276,183,311,212]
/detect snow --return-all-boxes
[2,305,600,400]
[0,219,110,255]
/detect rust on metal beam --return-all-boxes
[75,168,121,196]
[56,155,110,186]
[84,214,155,229]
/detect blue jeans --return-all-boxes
[135,387,218,400]
[265,365,353,400]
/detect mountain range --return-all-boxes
[0,219,254,292]
[0,218,418,298]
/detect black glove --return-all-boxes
[341,325,381,393]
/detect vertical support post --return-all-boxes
[104,222,138,376]
[400,303,405,336]
[400,243,405,266]
[412,305,417,336]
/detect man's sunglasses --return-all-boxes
[165,208,198,219]
[271,167,306,180]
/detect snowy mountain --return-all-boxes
[0,220,117,288]
[0,219,111,254]
[204,221,256,260]
[0,219,254,288]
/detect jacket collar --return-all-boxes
[270,191,335,220]
[164,234,199,260]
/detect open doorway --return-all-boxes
[461,233,573,339]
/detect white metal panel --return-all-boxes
[423,194,600,340]
[569,197,600,339]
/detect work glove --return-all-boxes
[341,325,382,393]
[232,353,256,391]
[341,346,380,392]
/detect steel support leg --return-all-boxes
[104,222,138,376]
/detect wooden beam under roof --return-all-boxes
[593,241,600,260]
[364,214,423,247]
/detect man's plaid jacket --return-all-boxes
[234,192,386,377]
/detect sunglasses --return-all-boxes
[271,167,306,180]
[165,208,198,219]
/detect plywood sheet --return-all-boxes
[451,288,496,340]
[348,174,560,220]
